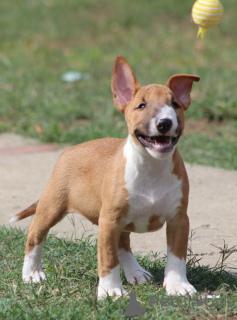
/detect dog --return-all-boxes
[10,55,200,299]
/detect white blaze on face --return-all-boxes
[149,105,179,137]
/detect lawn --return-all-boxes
[0,0,236,169]
[1,226,237,319]
[1,1,237,319]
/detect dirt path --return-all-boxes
[1,133,237,273]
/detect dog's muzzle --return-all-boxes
[136,134,179,153]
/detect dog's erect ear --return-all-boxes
[111,55,141,113]
[166,75,200,110]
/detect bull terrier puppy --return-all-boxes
[10,55,200,299]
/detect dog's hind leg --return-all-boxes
[118,232,152,285]
[22,193,67,283]
[23,219,46,283]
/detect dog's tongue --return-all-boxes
[151,136,172,152]
[146,136,170,144]
[155,136,171,144]
[137,134,176,153]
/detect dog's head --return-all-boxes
[111,55,200,159]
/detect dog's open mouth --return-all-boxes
[136,133,179,153]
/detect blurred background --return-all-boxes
[0,0,236,169]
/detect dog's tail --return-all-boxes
[9,201,39,223]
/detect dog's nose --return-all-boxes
[157,118,172,134]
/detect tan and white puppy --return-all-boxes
[10,56,200,299]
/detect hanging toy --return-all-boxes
[191,0,224,40]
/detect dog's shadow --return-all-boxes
[128,252,237,293]
[186,263,237,292]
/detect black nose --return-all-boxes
[157,118,172,134]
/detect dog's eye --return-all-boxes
[137,103,146,110]
[172,100,180,109]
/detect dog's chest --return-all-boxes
[123,141,183,233]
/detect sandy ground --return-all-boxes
[0,133,237,274]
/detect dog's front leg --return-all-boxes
[163,212,196,295]
[118,231,152,285]
[97,217,127,300]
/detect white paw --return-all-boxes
[98,265,127,300]
[125,267,152,285]
[23,269,46,283]
[164,249,197,296]
[164,279,197,296]
[118,249,152,285]
[97,285,127,300]
[22,244,45,283]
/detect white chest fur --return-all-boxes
[123,136,183,233]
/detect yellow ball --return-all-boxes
[192,0,224,39]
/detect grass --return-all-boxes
[1,2,236,318]
[1,226,237,319]
[0,1,237,318]
[0,0,237,169]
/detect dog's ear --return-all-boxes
[166,75,200,110]
[111,55,141,113]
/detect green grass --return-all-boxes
[1,227,237,319]
[1,4,236,317]
[0,0,237,169]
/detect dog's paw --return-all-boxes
[23,269,46,283]
[125,267,152,285]
[118,249,152,285]
[97,286,127,300]
[97,265,127,300]
[163,279,197,296]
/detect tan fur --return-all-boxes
[165,149,190,260]
[13,55,200,290]
[118,232,132,253]
[14,201,38,221]
[123,223,136,232]
[147,214,163,232]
